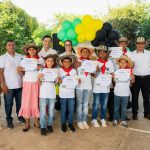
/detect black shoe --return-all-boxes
[47,126,53,133]
[18,117,25,124]
[126,117,131,121]
[68,124,75,132]
[41,128,47,135]
[144,114,150,120]
[23,125,30,132]
[61,124,67,133]
[133,114,138,120]
[107,117,113,122]
[7,122,14,129]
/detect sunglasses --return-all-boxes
[65,44,71,46]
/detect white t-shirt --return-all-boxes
[59,52,77,57]
[93,60,114,93]
[114,79,131,97]
[23,57,43,82]
[59,68,77,98]
[0,52,23,89]
[38,69,57,99]
[38,47,58,58]
[131,50,150,76]
[76,62,92,90]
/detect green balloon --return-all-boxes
[72,18,82,27]
[62,20,72,31]
[67,28,77,40]
[57,30,66,40]
[72,40,78,46]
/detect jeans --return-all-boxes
[40,98,55,128]
[76,89,91,122]
[4,88,22,123]
[60,98,75,125]
[92,93,109,120]
[114,95,129,121]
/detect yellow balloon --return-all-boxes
[93,19,103,30]
[75,24,84,34]
[59,41,63,45]
[62,43,64,47]
[77,35,86,43]
[86,31,96,41]
[82,15,93,25]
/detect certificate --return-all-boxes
[95,74,112,86]
[81,60,97,73]
[61,76,79,89]
[40,68,58,82]
[115,69,131,81]
[21,58,37,71]
[108,47,122,58]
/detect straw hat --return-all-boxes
[116,55,133,68]
[95,45,110,56]
[43,54,58,61]
[56,54,77,67]
[119,37,128,43]
[23,43,40,54]
[136,37,146,44]
[76,47,94,57]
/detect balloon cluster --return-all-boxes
[57,15,103,46]
[91,22,120,47]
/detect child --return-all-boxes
[57,55,78,132]
[76,47,94,129]
[113,55,134,128]
[17,43,43,132]
[38,54,58,135]
[91,45,114,127]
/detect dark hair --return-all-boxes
[42,35,52,41]
[64,40,75,53]
[80,48,90,53]
[6,40,15,45]
[61,57,72,62]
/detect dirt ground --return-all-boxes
[0,94,150,150]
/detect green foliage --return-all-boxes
[0,0,38,55]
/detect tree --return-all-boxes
[0,0,38,54]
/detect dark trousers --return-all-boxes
[131,75,150,116]
[4,88,22,123]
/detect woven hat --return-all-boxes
[76,47,94,57]
[95,45,109,56]
[56,55,77,67]
[116,55,133,68]
[23,43,40,54]
[136,37,146,44]
[119,37,128,43]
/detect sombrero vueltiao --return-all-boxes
[116,55,133,68]
[76,47,94,58]
[23,43,40,54]
[118,37,128,43]
[95,45,110,56]
[56,55,77,67]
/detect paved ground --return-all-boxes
[0,94,150,150]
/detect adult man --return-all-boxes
[0,40,24,128]
[131,37,150,120]
[38,35,57,58]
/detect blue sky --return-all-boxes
[3,0,145,23]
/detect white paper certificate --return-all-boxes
[21,58,37,71]
[95,74,112,86]
[40,69,58,82]
[81,60,97,73]
[115,69,131,81]
[108,47,123,58]
[61,76,79,89]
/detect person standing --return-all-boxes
[131,37,150,120]
[0,40,24,128]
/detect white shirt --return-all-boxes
[39,70,56,99]
[59,52,76,57]
[114,79,131,97]
[93,60,114,93]
[59,68,77,98]
[38,47,57,58]
[131,50,150,76]
[23,57,43,82]
[0,52,23,89]
[76,63,92,90]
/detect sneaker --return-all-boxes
[120,121,128,128]
[91,119,100,128]
[77,122,85,129]
[113,120,118,127]
[83,121,90,129]
[61,124,67,133]
[47,126,53,133]
[7,122,14,129]
[68,124,75,132]
[18,117,25,124]
[41,128,47,135]
[101,119,107,127]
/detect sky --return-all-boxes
[8,0,135,24]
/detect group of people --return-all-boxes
[0,35,150,136]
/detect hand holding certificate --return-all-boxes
[81,60,97,73]
[40,68,58,82]
[21,58,37,71]
[115,69,131,81]
[61,76,79,89]
[108,47,122,58]
[95,74,112,86]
